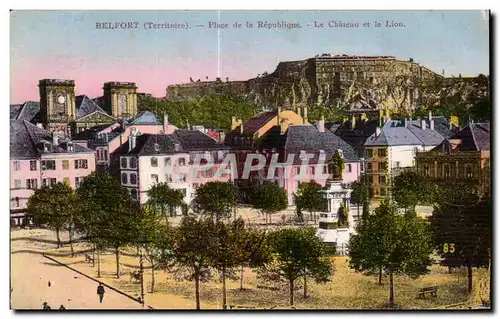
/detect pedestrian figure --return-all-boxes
[42,302,51,310]
[48,281,51,287]
[97,283,105,303]
[59,305,66,310]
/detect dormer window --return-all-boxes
[43,142,51,153]
[154,143,160,152]
[151,157,158,167]
[67,142,74,152]
[174,143,181,152]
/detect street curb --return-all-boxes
[42,253,154,310]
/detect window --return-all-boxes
[179,158,186,166]
[14,180,21,189]
[62,160,69,170]
[378,149,386,157]
[367,163,372,171]
[13,161,20,171]
[42,178,57,187]
[311,166,315,175]
[424,165,430,177]
[121,157,128,168]
[368,175,373,183]
[151,174,159,183]
[345,164,352,173]
[63,177,70,186]
[380,188,386,196]
[104,150,108,161]
[130,189,138,201]
[14,197,20,207]
[443,164,451,178]
[26,179,38,189]
[179,173,187,183]
[323,165,327,174]
[41,160,56,171]
[121,173,128,184]
[75,177,85,188]
[154,143,160,152]
[130,173,137,185]
[30,160,37,171]
[130,157,137,169]
[166,174,172,183]
[151,157,158,167]
[365,149,373,158]
[466,166,473,178]
[74,159,88,169]
[378,162,386,171]
[380,175,386,185]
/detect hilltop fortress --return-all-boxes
[166,54,447,113]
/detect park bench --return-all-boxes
[418,286,438,298]
[84,254,94,264]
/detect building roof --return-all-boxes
[10,104,23,120]
[235,111,277,135]
[10,120,93,159]
[13,101,41,122]
[365,122,445,147]
[284,125,359,162]
[431,123,490,152]
[119,130,229,156]
[258,125,287,150]
[130,111,162,125]
[76,95,110,119]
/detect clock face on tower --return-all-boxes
[118,93,127,114]
[55,93,66,115]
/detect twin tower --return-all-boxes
[38,79,138,136]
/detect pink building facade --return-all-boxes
[10,120,96,227]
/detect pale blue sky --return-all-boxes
[10,10,489,102]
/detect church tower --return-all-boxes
[38,79,76,138]
[102,82,138,119]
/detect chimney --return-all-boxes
[376,127,381,137]
[303,106,308,123]
[351,115,356,129]
[297,107,302,118]
[163,113,169,133]
[52,133,59,146]
[318,116,325,133]
[421,119,426,130]
[128,135,136,152]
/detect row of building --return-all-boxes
[10,79,490,227]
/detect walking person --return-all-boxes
[59,305,66,310]
[97,283,105,304]
[42,302,51,310]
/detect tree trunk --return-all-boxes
[55,227,61,248]
[303,274,308,298]
[195,269,201,310]
[389,271,395,307]
[467,262,473,294]
[115,247,120,279]
[378,266,383,285]
[92,244,95,268]
[162,205,168,224]
[222,265,227,309]
[150,262,155,293]
[289,279,295,306]
[240,266,244,290]
[68,224,74,258]
[357,204,360,224]
[97,248,101,278]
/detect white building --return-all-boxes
[116,129,233,209]
[364,116,446,199]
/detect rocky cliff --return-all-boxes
[166,54,489,115]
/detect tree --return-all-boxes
[173,216,215,310]
[27,183,78,253]
[295,181,323,224]
[251,181,288,226]
[208,217,253,309]
[136,206,175,293]
[392,171,434,213]
[76,172,137,278]
[147,182,185,223]
[191,181,238,222]
[262,227,333,305]
[348,200,433,307]
[350,177,369,222]
[430,196,491,294]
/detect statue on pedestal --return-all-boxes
[328,149,345,181]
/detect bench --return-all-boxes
[418,286,438,298]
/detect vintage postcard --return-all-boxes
[10,10,491,311]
